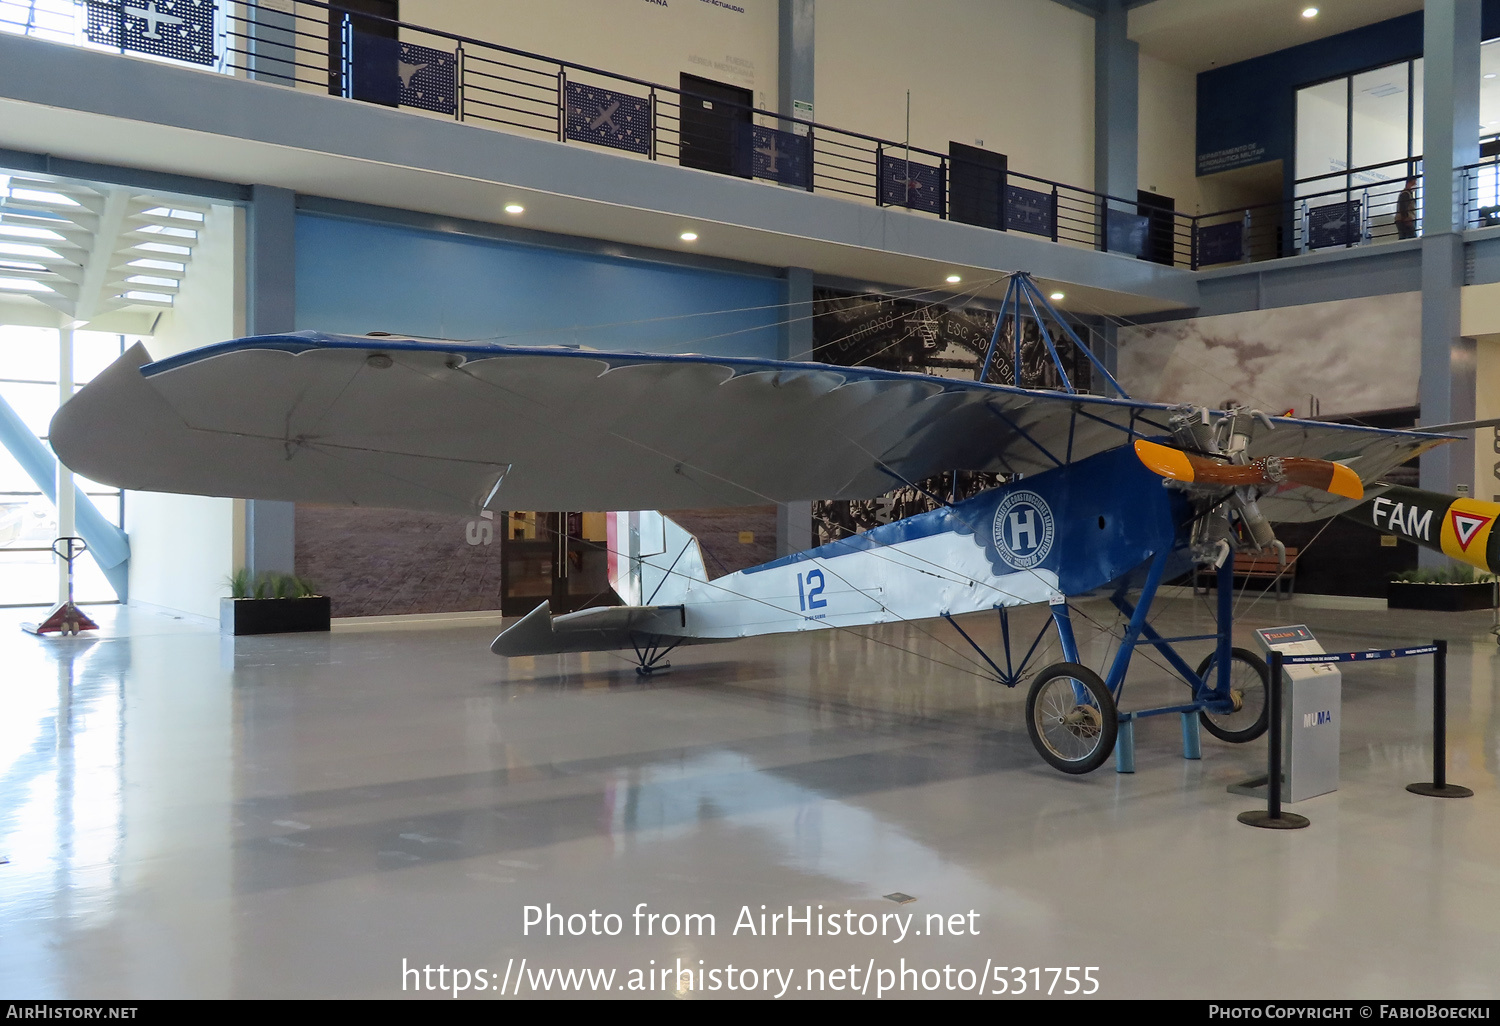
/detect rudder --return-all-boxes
[606,511,709,606]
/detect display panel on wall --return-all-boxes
[811,287,1089,387]
[295,504,776,618]
[1115,291,1419,416]
[809,287,1090,544]
[295,507,621,619]
[1115,294,1424,598]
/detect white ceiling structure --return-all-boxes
[0,171,211,329]
[1128,0,1426,74]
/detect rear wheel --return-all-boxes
[1195,648,1270,743]
[1025,663,1118,774]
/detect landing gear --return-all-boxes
[630,634,681,678]
[943,544,1257,775]
[1195,648,1269,743]
[1025,663,1118,774]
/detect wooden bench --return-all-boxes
[1193,547,1300,601]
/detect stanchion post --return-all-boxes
[1435,639,1446,790]
[1268,649,1283,818]
[1239,650,1310,829]
[1407,639,1473,798]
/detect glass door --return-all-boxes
[499,512,615,616]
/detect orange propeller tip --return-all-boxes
[1328,462,1363,500]
[1134,439,1195,483]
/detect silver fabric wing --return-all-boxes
[50,332,1448,520]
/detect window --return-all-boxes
[0,326,130,607]
[1295,58,1421,246]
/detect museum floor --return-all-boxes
[1,594,1497,1000]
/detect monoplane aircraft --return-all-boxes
[48,273,1498,773]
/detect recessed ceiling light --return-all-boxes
[1487,73,1497,80]
[504,203,524,214]
[1050,291,1065,301]
[679,231,698,242]
[945,274,961,283]
[1301,7,1318,18]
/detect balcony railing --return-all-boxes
[1461,154,1500,229]
[1192,158,1424,268]
[9,2,1480,274]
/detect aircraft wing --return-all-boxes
[49,332,1447,518]
[1242,422,1452,523]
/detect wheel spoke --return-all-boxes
[1035,677,1101,762]
[1197,650,1269,743]
[1026,662,1117,774]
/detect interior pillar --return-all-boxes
[1418,0,1480,561]
[56,324,74,604]
[778,0,814,125]
[245,185,298,576]
[777,266,814,557]
[1094,0,1138,204]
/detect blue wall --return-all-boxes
[294,214,784,358]
[1197,2,1500,184]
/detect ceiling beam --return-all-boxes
[1049,0,1158,17]
[1049,0,1104,15]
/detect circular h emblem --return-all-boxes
[991,490,1055,570]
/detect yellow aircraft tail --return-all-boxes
[1342,486,1500,574]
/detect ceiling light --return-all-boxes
[1050,291,1065,301]
[679,231,698,242]
[1301,7,1318,18]
[1487,74,1497,80]
[945,274,961,283]
[504,203,524,214]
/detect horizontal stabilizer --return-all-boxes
[490,601,694,656]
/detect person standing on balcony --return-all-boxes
[1396,177,1419,239]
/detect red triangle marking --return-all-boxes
[1450,510,1492,551]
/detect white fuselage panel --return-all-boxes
[667,530,1058,639]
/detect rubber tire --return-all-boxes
[1025,662,1119,775]
[1195,647,1270,743]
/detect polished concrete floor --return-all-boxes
[1,594,1498,999]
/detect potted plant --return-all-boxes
[1387,564,1497,612]
[220,568,331,635]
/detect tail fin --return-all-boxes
[606,511,709,606]
[1343,486,1500,572]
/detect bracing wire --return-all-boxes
[452,277,1002,360]
[246,269,1366,695]
[1063,288,1406,436]
[264,350,1048,682]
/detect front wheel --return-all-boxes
[1195,648,1270,743]
[1025,663,1118,775]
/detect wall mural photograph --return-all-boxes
[810,287,1090,545]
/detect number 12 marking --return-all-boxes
[797,569,827,611]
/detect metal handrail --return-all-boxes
[1294,156,1423,188]
[43,0,1447,272]
[36,0,1197,265]
[1188,157,1425,267]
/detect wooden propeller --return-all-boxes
[1133,439,1363,500]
